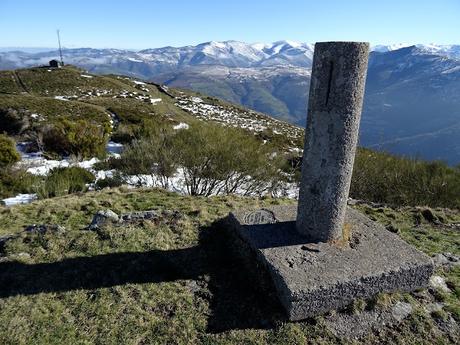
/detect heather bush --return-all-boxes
[95,173,124,190]
[0,134,20,168]
[0,168,40,198]
[36,166,96,198]
[0,108,27,135]
[110,122,283,196]
[351,149,460,208]
[174,123,283,196]
[116,123,177,188]
[41,119,109,159]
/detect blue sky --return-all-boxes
[0,0,459,49]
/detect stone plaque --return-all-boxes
[243,209,276,225]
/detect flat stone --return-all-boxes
[429,275,451,293]
[432,252,460,269]
[88,209,119,230]
[325,301,413,340]
[391,301,413,322]
[226,205,434,320]
[120,210,160,222]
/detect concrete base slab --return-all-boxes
[225,205,433,321]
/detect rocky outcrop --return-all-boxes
[86,209,182,230]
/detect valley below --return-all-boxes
[2,41,460,164]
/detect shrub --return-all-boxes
[351,149,460,208]
[36,166,96,198]
[0,134,20,168]
[111,124,136,144]
[41,119,109,159]
[95,174,124,190]
[0,168,41,198]
[174,123,283,196]
[0,108,27,135]
[114,122,283,196]
[117,124,177,188]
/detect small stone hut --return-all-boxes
[49,59,60,68]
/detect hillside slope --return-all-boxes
[0,65,303,153]
[2,42,460,163]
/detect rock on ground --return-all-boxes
[325,302,413,340]
[429,275,451,293]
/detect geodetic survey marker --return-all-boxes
[225,41,434,320]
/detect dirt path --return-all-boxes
[13,71,29,93]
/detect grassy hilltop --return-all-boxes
[0,65,459,344]
[0,188,459,344]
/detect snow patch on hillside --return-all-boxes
[2,194,37,206]
[175,95,303,151]
[173,122,189,130]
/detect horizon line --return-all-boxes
[1,41,460,52]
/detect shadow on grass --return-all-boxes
[0,220,285,333]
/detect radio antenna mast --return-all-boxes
[56,29,64,66]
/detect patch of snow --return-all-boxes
[2,193,37,206]
[289,147,302,153]
[173,122,189,130]
[191,97,203,103]
[80,74,93,78]
[133,80,146,85]
[150,98,162,104]
[25,159,70,175]
[54,96,69,101]
[17,149,99,175]
[121,166,299,199]
[106,141,124,154]
[77,158,99,170]
[175,96,303,141]
[95,169,116,180]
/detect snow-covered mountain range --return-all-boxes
[0,40,316,71]
[1,41,460,164]
[1,40,459,72]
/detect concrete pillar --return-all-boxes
[296,42,369,242]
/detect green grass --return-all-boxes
[0,71,23,94]
[355,205,460,256]
[0,188,459,344]
[351,148,460,209]
[0,65,459,343]
[15,67,138,95]
[0,65,304,154]
[0,94,110,125]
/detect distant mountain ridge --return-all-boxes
[1,41,459,71]
[1,41,460,164]
[0,40,316,74]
